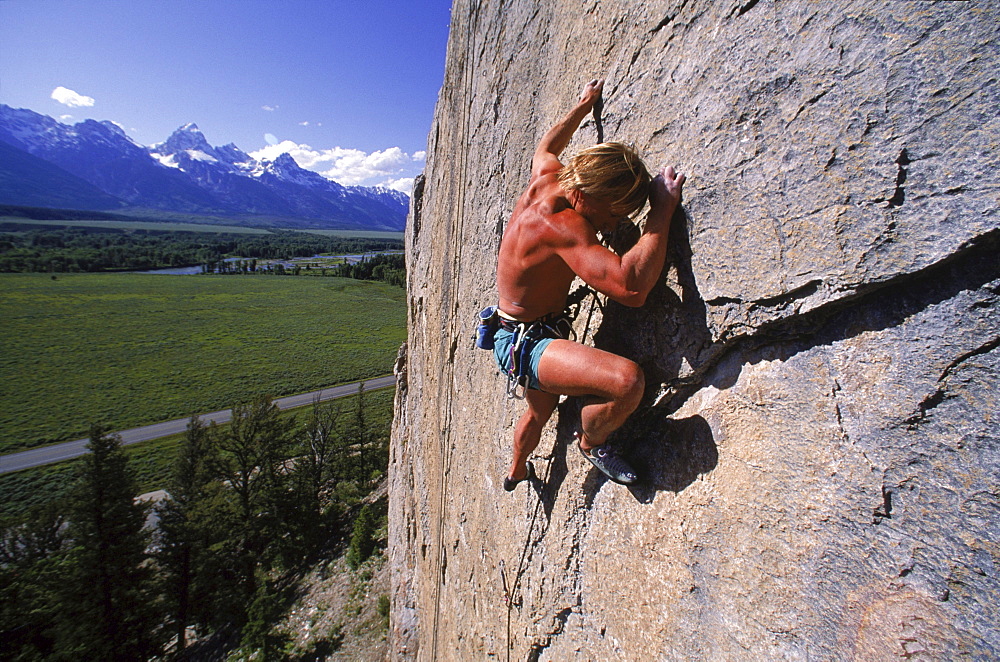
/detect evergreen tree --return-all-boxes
[292,398,345,549]
[155,416,215,652]
[240,570,291,657]
[351,382,369,479]
[185,478,245,634]
[0,503,67,660]
[346,504,376,569]
[58,425,160,661]
[209,398,296,618]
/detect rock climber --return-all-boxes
[484,78,685,489]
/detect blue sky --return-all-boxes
[0,0,453,191]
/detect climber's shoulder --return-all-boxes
[510,179,586,243]
[531,148,563,179]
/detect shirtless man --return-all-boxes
[491,78,685,489]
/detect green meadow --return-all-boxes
[0,215,404,240]
[0,216,273,234]
[0,272,405,454]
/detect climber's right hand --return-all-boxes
[579,79,604,108]
[650,165,685,213]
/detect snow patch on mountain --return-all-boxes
[184,149,218,163]
[0,104,411,230]
[153,153,180,169]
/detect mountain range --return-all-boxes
[0,105,409,231]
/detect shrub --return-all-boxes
[346,505,376,569]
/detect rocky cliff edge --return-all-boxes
[390,1,1000,659]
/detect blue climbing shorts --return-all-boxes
[492,326,555,391]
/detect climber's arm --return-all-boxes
[531,79,604,179]
[557,166,685,307]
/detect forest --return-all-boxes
[0,389,388,661]
[0,225,403,275]
[326,252,405,287]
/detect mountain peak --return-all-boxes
[75,119,139,148]
[273,152,299,167]
[157,123,214,156]
[215,142,251,165]
[0,104,408,230]
[263,152,312,182]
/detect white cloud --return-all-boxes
[299,121,310,126]
[51,86,94,108]
[320,146,412,185]
[59,114,74,122]
[385,177,415,194]
[249,141,421,187]
[252,140,310,163]
[412,151,426,161]
[262,105,278,111]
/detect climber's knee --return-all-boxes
[611,361,645,411]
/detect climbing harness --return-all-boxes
[474,306,575,400]
[504,310,574,399]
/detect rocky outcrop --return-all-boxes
[390,1,999,659]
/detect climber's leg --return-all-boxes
[507,387,559,485]
[535,339,644,448]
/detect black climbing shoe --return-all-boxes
[579,443,638,485]
[503,462,536,492]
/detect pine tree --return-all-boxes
[352,382,369,479]
[209,397,296,618]
[59,425,160,661]
[155,416,214,652]
[297,398,344,523]
[0,503,67,660]
[240,570,291,657]
[294,400,347,556]
[346,504,377,569]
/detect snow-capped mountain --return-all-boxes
[347,184,410,210]
[0,105,409,231]
[0,107,219,213]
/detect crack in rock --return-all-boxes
[661,228,1000,411]
[904,335,1000,428]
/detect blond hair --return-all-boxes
[557,142,651,218]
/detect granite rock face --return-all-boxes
[390,1,1000,659]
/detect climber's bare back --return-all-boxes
[496,172,590,321]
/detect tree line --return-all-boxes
[0,387,388,661]
[201,251,405,287]
[328,253,406,288]
[0,226,402,274]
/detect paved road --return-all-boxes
[0,375,396,475]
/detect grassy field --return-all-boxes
[0,216,404,241]
[0,217,274,234]
[0,388,395,520]
[0,273,405,454]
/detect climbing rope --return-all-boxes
[495,80,613,658]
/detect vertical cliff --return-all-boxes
[390,1,999,658]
